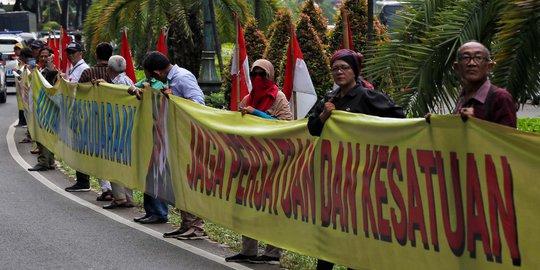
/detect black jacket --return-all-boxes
[307,83,404,136]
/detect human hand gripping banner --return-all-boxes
[27,70,540,269]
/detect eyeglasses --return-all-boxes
[331,65,352,73]
[250,70,266,78]
[458,55,490,64]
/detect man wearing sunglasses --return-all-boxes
[453,41,516,128]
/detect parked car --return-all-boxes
[0,34,23,89]
[0,59,6,103]
[1,51,18,89]
[376,1,406,33]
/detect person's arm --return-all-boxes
[179,73,205,105]
[307,98,327,136]
[271,92,293,120]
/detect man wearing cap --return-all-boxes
[65,42,89,83]
[63,42,90,192]
[30,40,45,59]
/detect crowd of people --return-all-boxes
[12,37,516,269]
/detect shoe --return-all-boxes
[133,214,151,223]
[248,255,280,265]
[138,215,168,224]
[19,138,32,143]
[65,183,90,192]
[163,227,189,238]
[175,228,208,240]
[28,164,49,171]
[103,200,134,209]
[96,190,113,201]
[225,253,256,262]
[30,147,41,154]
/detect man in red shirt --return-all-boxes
[453,41,516,128]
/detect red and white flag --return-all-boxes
[230,17,251,111]
[60,27,72,73]
[283,32,317,119]
[156,28,167,57]
[121,29,137,82]
[341,10,354,50]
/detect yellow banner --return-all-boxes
[27,70,540,269]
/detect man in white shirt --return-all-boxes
[66,42,89,83]
[64,41,91,192]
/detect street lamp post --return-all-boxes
[198,0,221,94]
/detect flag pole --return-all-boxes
[235,15,241,111]
[342,9,350,50]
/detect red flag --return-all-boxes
[341,10,354,50]
[47,33,59,68]
[60,27,72,73]
[283,31,317,119]
[156,28,167,56]
[230,17,251,111]
[121,29,137,82]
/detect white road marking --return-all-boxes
[6,121,251,270]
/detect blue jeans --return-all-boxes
[143,194,169,219]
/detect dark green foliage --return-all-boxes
[245,17,268,63]
[263,9,293,85]
[363,0,540,117]
[299,0,328,45]
[295,14,332,99]
[167,2,204,77]
[220,57,233,110]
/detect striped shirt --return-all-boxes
[79,62,111,83]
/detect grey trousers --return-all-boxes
[241,235,282,258]
[110,182,132,201]
[181,211,204,231]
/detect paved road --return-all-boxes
[0,92,273,270]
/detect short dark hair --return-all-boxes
[95,42,113,61]
[39,47,54,55]
[74,33,82,41]
[142,51,170,72]
[20,47,33,58]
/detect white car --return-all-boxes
[0,34,24,90]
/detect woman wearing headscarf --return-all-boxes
[238,59,293,120]
[225,59,291,265]
[307,49,405,270]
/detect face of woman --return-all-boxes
[331,60,356,89]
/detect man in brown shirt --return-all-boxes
[453,41,516,128]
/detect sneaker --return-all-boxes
[163,227,189,238]
[175,228,208,240]
[248,255,280,265]
[65,182,90,192]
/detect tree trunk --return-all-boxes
[167,9,203,77]
[60,0,69,29]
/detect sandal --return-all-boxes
[96,190,113,201]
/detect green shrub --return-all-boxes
[263,9,293,86]
[245,18,268,62]
[294,14,333,100]
[299,0,328,45]
[517,118,540,133]
[328,0,387,55]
